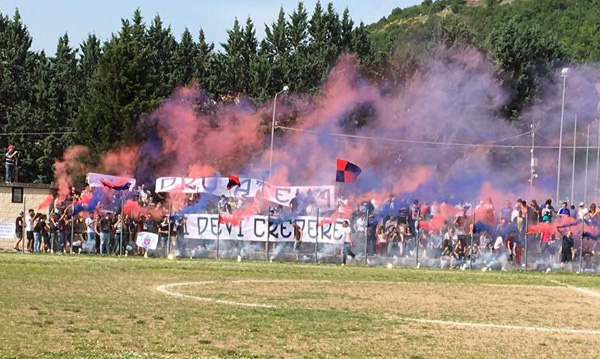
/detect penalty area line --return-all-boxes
[400,317,600,335]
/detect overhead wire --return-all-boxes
[276,125,600,150]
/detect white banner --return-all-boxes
[182,214,346,244]
[0,222,16,239]
[155,177,335,210]
[136,231,159,250]
[87,172,136,189]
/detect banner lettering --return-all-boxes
[155,177,335,209]
[182,214,345,244]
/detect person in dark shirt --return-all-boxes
[13,212,23,251]
[99,213,112,255]
[557,228,575,272]
[289,190,300,214]
[158,216,170,250]
[291,221,303,254]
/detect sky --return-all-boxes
[1,0,421,53]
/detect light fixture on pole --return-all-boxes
[268,85,289,181]
[556,67,569,203]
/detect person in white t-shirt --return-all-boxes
[341,221,356,265]
[85,215,97,253]
[577,202,589,221]
[25,209,36,252]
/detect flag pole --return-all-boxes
[167,202,172,257]
[315,208,319,264]
[266,209,271,262]
[414,208,420,269]
[22,197,26,253]
[579,220,584,273]
[470,210,475,270]
[120,194,125,256]
[216,216,220,261]
[364,208,369,266]
[70,204,74,254]
[524,210,528,271]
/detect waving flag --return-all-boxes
[336,159,362,183]
[100,179,132,191]
[226,175,241,190]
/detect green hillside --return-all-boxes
[369,0,600,61]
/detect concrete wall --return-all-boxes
[0,183,57,250]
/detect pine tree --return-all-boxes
[219,18,244,95]
[76,14,159,154]
[307,1,329,90]
[172,28,198,87]
[263,7,290,96]
[288,2,310,92]
[146,14,177,96]
[241,17,258,95]
[340,8,354,52]
[79,34,101,90]
[194,29,215,93]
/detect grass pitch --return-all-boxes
[1,253,600,359]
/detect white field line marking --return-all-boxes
[400,317,600,335]
[156,282,275,308]
[157,280,600,335]
[547,279,600,299]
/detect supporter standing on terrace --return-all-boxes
[557,228,575,272]
[291,221,302,254]
[501,201,512,223]
[85,214,96,253]
[341,221,356,265]
[558,202,570,218]
[25,209,35,252]
[158,216,170,250]
[113,213,124,255]
[529,200,541,224]
[577,202,589,220]
[13,211,23,251]
[99,212,111,255]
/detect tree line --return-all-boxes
[0,0,591,183]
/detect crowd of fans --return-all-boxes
[10,184,600,272]
[348,195,599,272]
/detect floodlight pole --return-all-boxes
[584,124,591,204]
[365,208,370,266]
[556,69,569,203]
[266,210,271,261]
[595,120,600,196]
[571,114,578,205]
[268,86,289,181]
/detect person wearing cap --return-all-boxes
[5,144,18,182]
[577,202,589,221]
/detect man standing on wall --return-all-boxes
[5,144,18,183]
